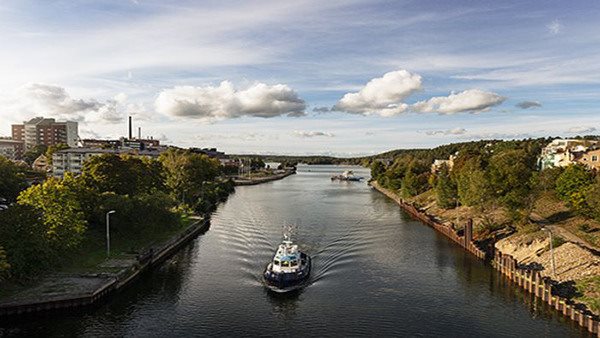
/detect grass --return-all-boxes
[575,276,600,315]
[58,214,193,274]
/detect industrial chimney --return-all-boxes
[128,116,132,139]
[138,127,141,140]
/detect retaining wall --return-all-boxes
[0,218,210,317]
[370,181,599,336]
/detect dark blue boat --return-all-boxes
[263,238,311,292]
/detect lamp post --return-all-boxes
[541,227,556,277]
[106,210,116,258]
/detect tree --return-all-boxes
[0,205,54,278]
[45,143,70,165]
[435,164,457,209]
[401,161,429,198]
[160,149,221,206]
[487,149,534,210]
[0,246,10,280]
[370,161,386,181]
[456,157,489,207]
[17,175,87,251]
[23,145,47,165]
[0,156,28,203]
[82,154,164,196]
[556,164,594,212]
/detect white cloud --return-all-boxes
[334,69,422,116]
[13,83,124,123]
[547,20,562,35]
[155,81,306,121]
[568,126,596,134]
[412,89,505,114]
[425,128,467,136]
[293,130,335,138]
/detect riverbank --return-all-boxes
[232,169,295,186]
[369,180,600,335]
[0,216,210,317]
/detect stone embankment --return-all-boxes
[232,169,295,186]
[0,218,210,317]
[370,180,600,336]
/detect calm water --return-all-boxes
[0,165,590,337]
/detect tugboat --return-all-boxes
[263,230,311,293]
[331,170,364,181]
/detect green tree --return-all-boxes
[370,161,386,181]
[435,164,457,209]
[45,143,70,165]
[0,245,10,280]
[82,154,164,196]
[400,161,429,198]
[456,158,489,207]
[556,164,594,212]
[0,205,54,278]
[0,156,28,203]
[18,175,87,250]
[487,149,534,210]
[23,145,47,165]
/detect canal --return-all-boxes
[1,165,590,336]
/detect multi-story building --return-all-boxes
[0,139,25,160]
[12,117,78,150]
[52,147,163,178]
[539,139,598,170]
[574,148,600,170]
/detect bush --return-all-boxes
[551,235,566,248]
[578,223,591,233]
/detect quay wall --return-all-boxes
[0,218,210,317]
[370,180,599,336]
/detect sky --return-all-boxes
[1,0,600,156]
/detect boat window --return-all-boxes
[291,260,298,266]
[274,260,280,265]
[282,261,289,267]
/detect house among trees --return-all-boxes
[32,154,50,173]
[431,154,457,173]
[538,138,599,170]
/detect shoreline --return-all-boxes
[369,180,600,335]
[0,217,210,317]
[232,169,295,186]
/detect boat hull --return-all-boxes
[263,256,311,293]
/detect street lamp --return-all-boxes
[106,210,116,258]
[541,227,556,277]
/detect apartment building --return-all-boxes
[0,139,24,160]
[52,147,163,178]
[12,117,78,150]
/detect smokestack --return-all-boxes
[128,116,132,139]
[138,127,141,140]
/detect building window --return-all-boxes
[593,155,598,162]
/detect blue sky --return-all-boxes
[0,0,599,156]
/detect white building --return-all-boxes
[52,148,162,178]
[539,139,598,170]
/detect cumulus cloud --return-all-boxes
[568,126,596,134]
[293,130,335,138]
[425,128,467,136]
[312,106,332,113]
[547,20,562,34]
[155,81,306,121]
[333,69,422,116]
[412,89,505,114]
[14,83,125,123]
[516,100,541,109]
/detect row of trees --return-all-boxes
[371,138,572,229]
[0,149,234,281]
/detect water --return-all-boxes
[0,165,590,337]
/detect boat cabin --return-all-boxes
[271,241,302,273]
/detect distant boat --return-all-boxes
[331,170,363,181]
[263,230,311,293]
